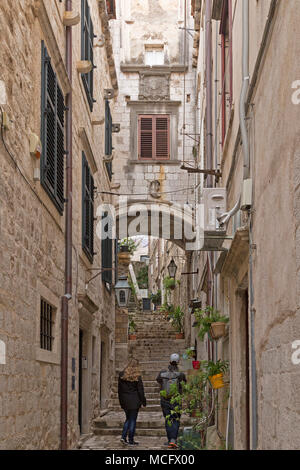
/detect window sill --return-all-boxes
[36,347,60,365]
[128,160,182,165]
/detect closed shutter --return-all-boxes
[105,99,113,156]
[138,115,170,160]
[41,42,65,215]
[155,115,169,159]
[82,153,94,262]
[81,0,95,111]
[106,0,116,19]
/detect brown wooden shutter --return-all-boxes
[138,115,170,160]
[155,115,170,159]
[139,115,153,159]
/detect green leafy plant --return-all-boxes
[169,306,184,334]
[136,265,148,289]
[201,359,229,377]
[149,290,161,306]
[128,315,137,335]
[193,306,229,341]
[119,237,138,254]
[163,276,176,291]
[184,347,196,359]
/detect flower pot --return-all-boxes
[128,334,137,341]
[120,245,129,253]
[169,284,176,291]
[176,333,184,339]
[192,361,200,370]
[209,373,225,389]
[210,322,226,340]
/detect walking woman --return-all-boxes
[118,358,147,445]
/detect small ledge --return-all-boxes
[127,100,181,106]
[120,64,188,73]
[78,127,98,174]
[128,160,182,165]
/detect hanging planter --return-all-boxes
[192,360,200,370]
[209,373,225,390]
[210,322,227,340]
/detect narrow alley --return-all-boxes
[0,0,300,453]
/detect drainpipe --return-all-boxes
[205,0,213,188]
[61,0,73,451]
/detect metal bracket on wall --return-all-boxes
[180,165,222,183]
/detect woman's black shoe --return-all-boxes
[120,438,128,445]
[128,441,139,446]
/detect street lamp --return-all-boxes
[167,258,177,279]
[115,276,131,307]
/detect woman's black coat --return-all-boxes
[118,371,147,410]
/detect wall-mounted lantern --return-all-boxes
[167,258,177,279]
[115,276,131,307]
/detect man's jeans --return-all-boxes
[161,399,180,443]
[122,409,139,442]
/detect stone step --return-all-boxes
[110,391,159,401]
[110,398,160,407]
[110,404,162,412]
[94,412,195,430]
[93,427,166,437]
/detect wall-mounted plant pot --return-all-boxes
[128,334,137,341]
[210,322,226,340]
[120,245,129,253]
[209,373,225,389]
[175,333,184,340]
[169,284,176,291]
[192,361,200,370]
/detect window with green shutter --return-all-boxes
[41,42,65,215]
[81,0,95,111]
[105,99,113,181]
[82,153,95,262]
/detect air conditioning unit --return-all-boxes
[201,188,227,251]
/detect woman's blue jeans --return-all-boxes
[122,409,139,442]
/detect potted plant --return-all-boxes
[163,275,176,291]
[119,237,138,254]
[149,290,162,308]
[193,306,229,341]
[201,359,229,390]
[128,315,137,341]
[169,306,185,339]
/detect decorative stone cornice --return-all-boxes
[127,100,181,107]
[221,226,250,279]
[120,64,188,74]
[98,0,118,92]
[34,0,71,95]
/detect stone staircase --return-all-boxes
[81,311,189,450]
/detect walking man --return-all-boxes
[156,353,186,449]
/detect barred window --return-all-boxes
[41,42,65,214]
[81,0,95,111]
[40,299,54,351]
[82,152,95,262]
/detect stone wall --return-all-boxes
[0,0,117,449]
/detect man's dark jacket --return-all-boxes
[118,371,147,410]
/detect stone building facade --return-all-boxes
[0,0,118,449]
[180,0,300,450]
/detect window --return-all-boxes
[40,299,54,351]
[144,45,164,66]
[81,0,95,111]
[106,0,116,19]
[105,99,113,180]
[138,115,170,160]
[41,42,65,214]
[220,0,233,146]
[82,152,95,262]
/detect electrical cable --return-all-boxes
[97,185,197,197]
